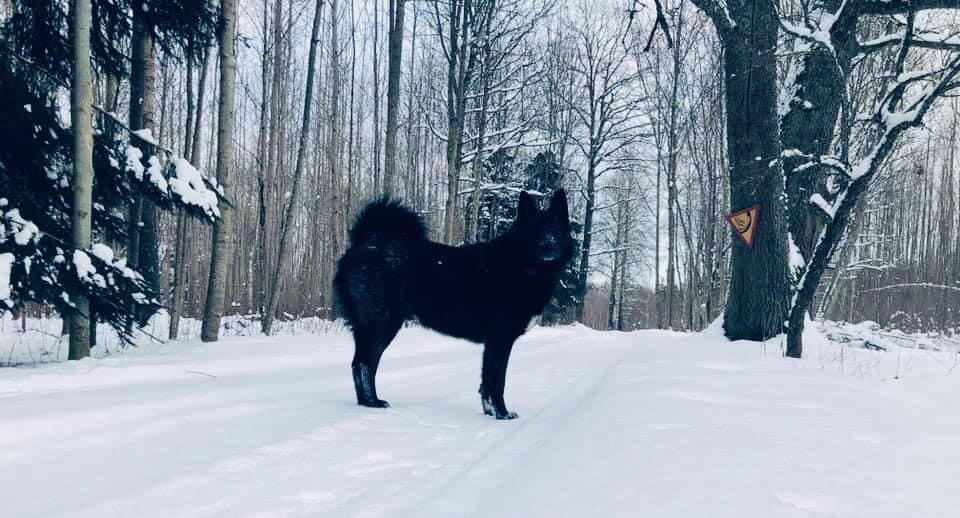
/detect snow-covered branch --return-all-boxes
[862,283,960,294]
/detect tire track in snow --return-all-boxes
[57,340,500,518]
[372,335,634,518]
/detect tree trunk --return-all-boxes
[608,197,624,330]
[719,1,791,341]
[787,176,870,356]
[777,6,857,356]
[169,207,188,339]
[466,66,491,243]
[170,51,209,339]
[654,115,663,329]
[68,0,94,360]
[201,0,239,342]
[575,159,597,322]
[665,16,682,329]
[260,0,285,310]
[373,0,382,192]
[618,199,630,331]
[129,6,160,325]
[405,7,419,203]
[328,0,347,313]
[441,0,474,244]
[127,11,150,271]
[254,0,274,316]
[262,0,324,335]
[383,0,406,193]
[444,124,463,243]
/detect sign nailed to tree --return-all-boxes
[726,205,760,249]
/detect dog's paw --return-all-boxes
[359,399,391,409]
[481,397,496,416]
[496,411,519,420]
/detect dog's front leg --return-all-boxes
[480,338,518,420]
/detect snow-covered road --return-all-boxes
[1,324,959,517]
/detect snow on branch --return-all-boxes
[0,201,158,339]
[809,193,836,219]
[862,283,960,294]
[781,149,851,177]
[125,144,224,222]
[689,0,736,36]
[589,246,633,258]
[860,0,960,15]
[457,183,545,197]
[859,30,960,58]
[788,7,960,317]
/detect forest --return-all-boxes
[1,0,959,360]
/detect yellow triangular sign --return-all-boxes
[726,205,760,249]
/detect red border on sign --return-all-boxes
[725,205,761,249]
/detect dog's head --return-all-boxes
[511,189,574,272]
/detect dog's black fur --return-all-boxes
[334,190,574,419]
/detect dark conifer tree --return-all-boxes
[463,150,582,325]
[0,1,221,345]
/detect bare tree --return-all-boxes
[564,6,646,322]
[201,0,240,342]
[431,0,481,242]
[262,0,325,334]
[428,0,546,243]
[780,4,960,356]
[383,0,407,193]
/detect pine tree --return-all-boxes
[0,1,222,347]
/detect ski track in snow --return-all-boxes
[1,325,959,517]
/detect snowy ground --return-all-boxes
[2,321,960,517]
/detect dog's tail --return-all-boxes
[348,196,428,246]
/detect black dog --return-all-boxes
[333,190,573,419]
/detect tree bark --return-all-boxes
[127,11,150,272]
[686,0,846,347]
[253,0,274,316]
[441,0,475,244]
[618,197,630,331]
[574,159,596,322]
[170,51,210,339]
[201,0,239,342]
[716,0,791,341]
[466,62,491,243]
[68,0,94,359]
[128,6,159,327]
[263,0,324,335]
[330,0,345,250]
[373,0,382,192]
[383,0,406,193]
[665,8,683,329]
[781,4,857,262]
[608,196,624,330]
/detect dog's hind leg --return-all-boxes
[479,338,518,420]
[352,317,403,408]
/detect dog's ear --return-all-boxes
[549,189,569,222]
[517,191,537,221]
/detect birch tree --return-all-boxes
[201,0,239,342]
[68,0,94,359]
